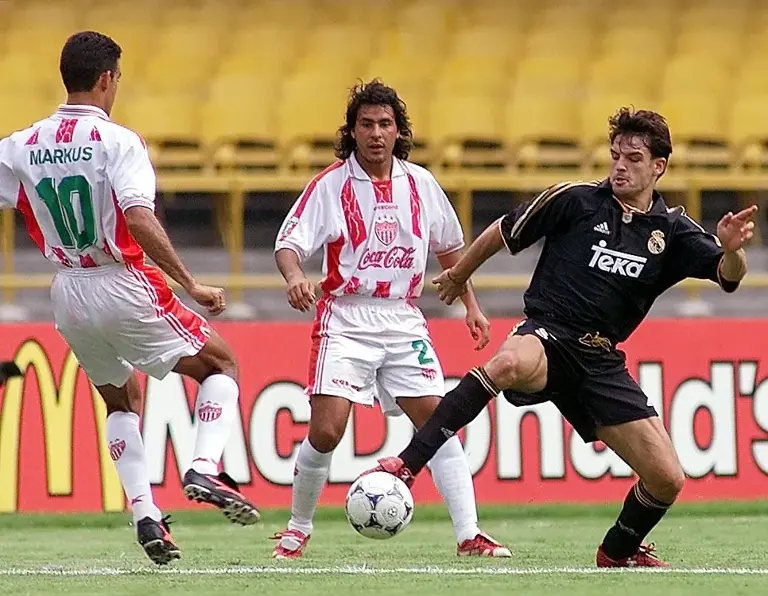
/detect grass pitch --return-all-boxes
[0,502,766,595]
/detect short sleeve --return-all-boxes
[663,211,736,292]
[275,180,336,261]
[0,137,20,209]
[499,182,581,254]
[428,182,464,255]
[106,130,156,212]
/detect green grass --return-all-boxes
[0,503,766,596]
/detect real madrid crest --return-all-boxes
[648,230,665,255]
[622,212,633,224]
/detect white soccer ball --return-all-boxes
[345,471,414,540]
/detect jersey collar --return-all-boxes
[598,178,667,215]
[55,104,110,121]
[348,152,407,181]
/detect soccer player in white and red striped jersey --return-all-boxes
[272,80,510,559]
[0,32,260,564]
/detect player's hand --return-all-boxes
[466,308,491,351]
[187,283,226,316]
[717,205,758,253]
[286,276,315,312]
[432,268,468,305]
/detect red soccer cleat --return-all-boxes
[271,529,310,559]
[358,456,416,488]
[596,543,671,568]
[457,532,512,558]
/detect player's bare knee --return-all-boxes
[644,464,685,503]
[308,421,345,453]
[486,345,542,391]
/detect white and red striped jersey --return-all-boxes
[0,104,154,269]
[275,153,464,300]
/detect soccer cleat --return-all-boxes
[358,456,416,488]
[271,529,310,559]
[136,515,181,566]
[457,532,512,557]
[596,543,671,568]
[182,468,261,525]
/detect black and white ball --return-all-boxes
[345,472,414,540]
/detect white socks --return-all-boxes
[106,411,162,523]
[287,438,333,536]
[427,435,481,543]
[191,374,239,476]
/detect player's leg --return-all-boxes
[577,369,679,567]
[272,395,353,559]
[97,376,181,565]
[273,309,381,559]
[54,292,179,565]
[396,395,511,557]
[377,323,548,481]
[595,417,682,567]
[102,264,257,523]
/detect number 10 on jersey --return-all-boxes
[35,175,96,251]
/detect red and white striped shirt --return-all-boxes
[0,104,154,269]
[275,153,464,300]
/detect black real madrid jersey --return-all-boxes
[499,179,737,344]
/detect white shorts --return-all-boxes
[307,295,444,416]
[51,263,211,387]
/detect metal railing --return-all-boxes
[2,170,767,302]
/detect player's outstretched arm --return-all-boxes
[124,206,225,315]
[717,205,757,284]
[432,220,505,304]
[275,248,315,312]
[436,249,491,350]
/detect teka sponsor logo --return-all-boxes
[588,241,647,278]
[358,246,416,270]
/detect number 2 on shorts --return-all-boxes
[411,339,434,365]
[35,175,96,250]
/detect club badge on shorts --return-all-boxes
[648,230,666,254]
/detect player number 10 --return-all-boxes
[35,175,96,251]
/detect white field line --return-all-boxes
[1,566,767,576]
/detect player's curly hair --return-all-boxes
[60,31,122,93]
[335,79,413,161]
[609,107,673,160]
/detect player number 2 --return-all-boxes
[35,175,96,251]
[411,340,434,365]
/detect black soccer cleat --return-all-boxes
[136,515,181,566]
[182,469,261,525]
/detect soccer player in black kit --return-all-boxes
[360,108,758,567]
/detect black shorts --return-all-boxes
[502,319,657,443]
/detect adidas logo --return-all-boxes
[441,427,455,439]
[593,222,611,235]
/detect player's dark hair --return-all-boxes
[609,107,672,160]
[335,79,413,160]
[60,31,122,93]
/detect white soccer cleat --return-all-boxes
[456,532,512,557]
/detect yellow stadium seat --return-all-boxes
[504,93,581,167]
[462,0,532,26]
[120,93,203,170]
[729,95,768,168]
[522,27,595,60]
[428,95,504,168]
[586,55,661,96]
[661,56,732,97]
[276,72,352,169]
[658,96,730,167]
[201,76,279,170]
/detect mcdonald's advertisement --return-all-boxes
[1,319,767,514]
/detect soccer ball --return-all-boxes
[344,471,414,540]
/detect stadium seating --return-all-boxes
[0,0,766,173]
